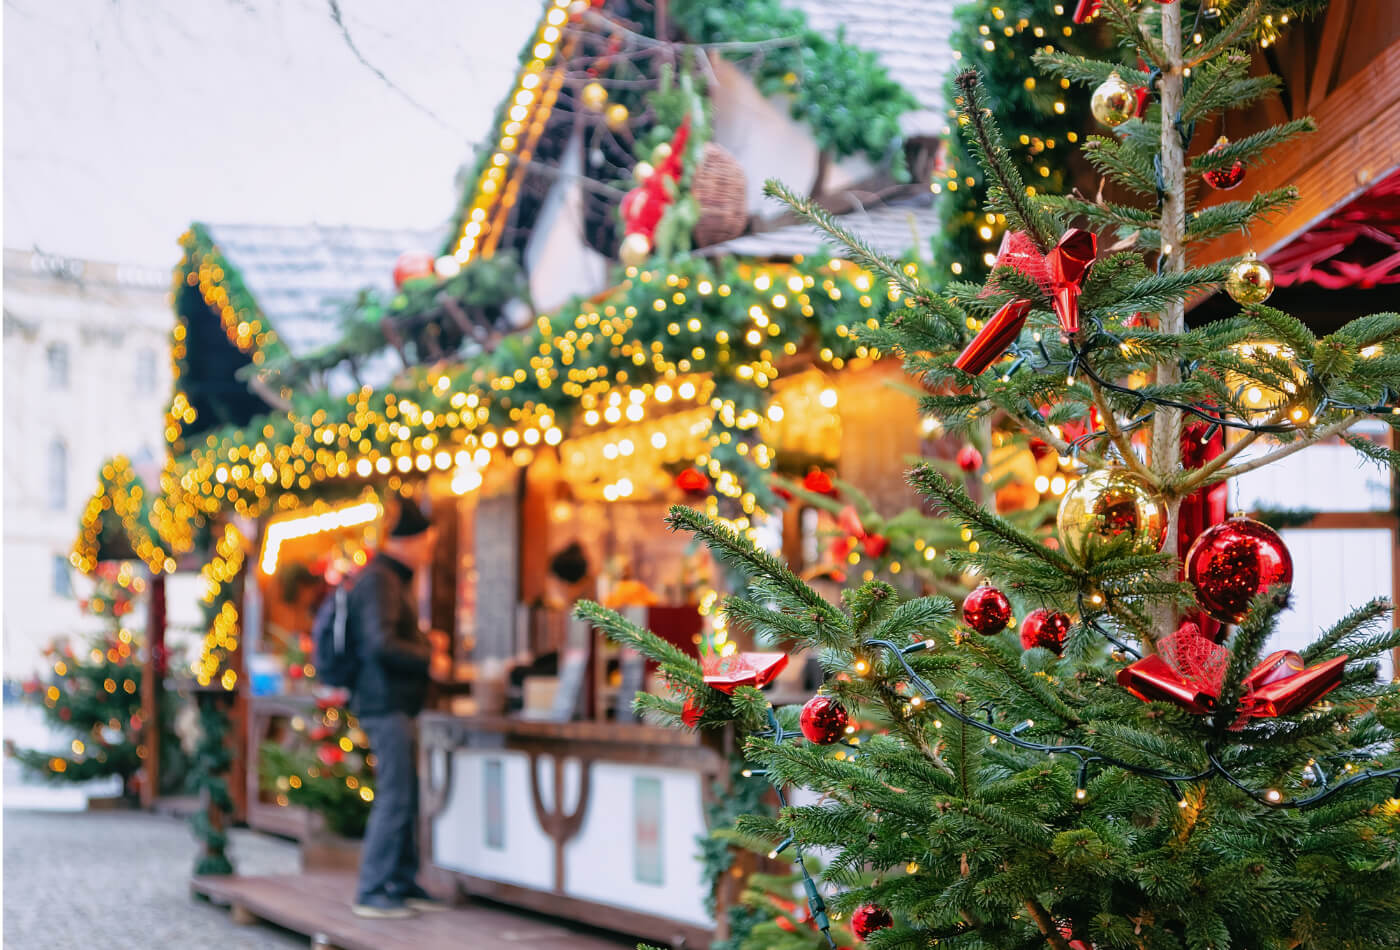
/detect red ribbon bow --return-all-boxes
[701,652,789,694]
[954,229,1096,375]
[1117,623,1347,721]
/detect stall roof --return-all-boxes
[200,222,443,360]
[701,199,940,260]
[785,0,957,137]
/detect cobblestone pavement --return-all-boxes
[4,808,304,949]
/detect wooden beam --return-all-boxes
[1196,37,1400,265]
[1309,0,1356,113]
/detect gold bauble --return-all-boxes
[605,103,630,131]
[581,81,609,112]
[1056,469,1167,567]
[1090,72,1136,128]
[633,160,655,183]
[619,232,652,267]
[1225,252,1274,306]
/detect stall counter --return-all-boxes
[418,713,728,947]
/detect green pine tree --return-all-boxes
[584,2,1400,947]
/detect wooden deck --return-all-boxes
[191,872,636,950]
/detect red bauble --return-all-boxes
[956,445,983,472]
[393,250,436,288]
[681,696,703,728]
[803,469,836,496]
[799,694,849,744]
[851,904,893,941]
[675,467,711,496]
[1185,517,1292,623]
[1202,137,1245,190]
[1019,608,1071,654]
[962,584,1012,635]
[862,534,889,559]
[317,743,344,766]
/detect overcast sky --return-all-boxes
[4,0,541,269]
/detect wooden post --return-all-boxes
[140,571,166,808]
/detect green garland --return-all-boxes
[667,0,916,175]
[170,251,909,520]
[190,690,235,876]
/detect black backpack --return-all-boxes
[312,578,360,688]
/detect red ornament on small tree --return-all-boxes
[681,695,703,728]
[851,903,894,941]
[393,250,436,288]
[803,469,836,496]
[956,445,983,472]
[962,584,1012,635]
[1202,137,1245,190]
[1020,608,1071,654]
[799,694,849,744]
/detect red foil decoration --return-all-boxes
[837,505,866,538]
[861,534,889,558]
[1072,0,1101,22]
[1178,422,1229,640]
[1117,623,1346,720]
[803,469,836,496]
[1044,229,1097,335]
[675,467,711,496]
[701,652,788,694]
[1185,517,1293,623]
[799,694,849,744]
[954,299,1032,375]
[681,695,703,727]
[1133,84,1151,118]
[984,230,1050,296]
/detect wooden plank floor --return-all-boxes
[192,872,635,950]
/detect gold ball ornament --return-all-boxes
[1090,72,1136,128]
[604,103,630,131]
[633,160,655,183]
[1056,469,1168,567]
[581,81,609,112]
[619,232,652,267]
[1225,252,1274,305]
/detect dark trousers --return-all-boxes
[355,712,420,902]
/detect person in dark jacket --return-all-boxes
[349,497,444,919]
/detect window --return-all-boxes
[47,342,69,389]
[52,555,72,598]
[48,439,67,510]
[134,348,157,394]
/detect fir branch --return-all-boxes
[1301,598,1396,663]
[953,69,1058,252]
[1188,118,1316,174]
[1186,188,1298,243]
[1031,51,1150,88]
[1081,135,1160,196]
[762,179,925,303]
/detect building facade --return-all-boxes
[3,249,171,676]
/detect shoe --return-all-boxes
[351,894,417,919]
[394,884,449,913]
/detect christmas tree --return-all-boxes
[582,1,1400,947]
[13,564,156,797]
[259,696,376,839]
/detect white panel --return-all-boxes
[431,749,554,889]
[563,762,713,927]
[1234,438,1392,513]
[1270,529,1394,678]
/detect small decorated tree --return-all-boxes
[259,695,375,838]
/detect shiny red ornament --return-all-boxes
[1202,137,1245,190]
[861,534,889,559]
[1133,84,1151,118]
[851,904,893,941]
[681,695,703,727]
[1071,0,1100,22]
[803,469,837,496]
[799,694,849,744]
[1019,608,1071,654]
[956,445,983,472]
[675,467,711,496]
[1185,517,1292,623]
[962,584,1012,636]
[393,250,436,288]
[317,743,344,766]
